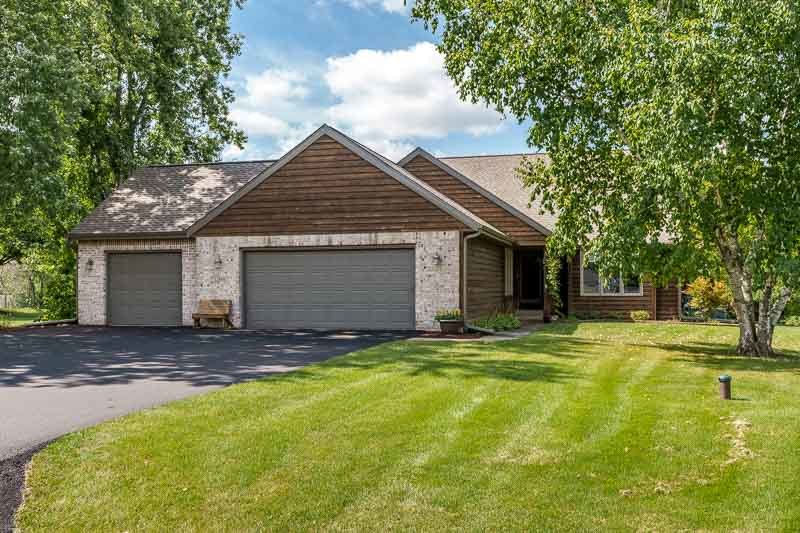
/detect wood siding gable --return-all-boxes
[197,135,469,236]
[400,151,549,246]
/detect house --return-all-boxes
[69,124,681,330]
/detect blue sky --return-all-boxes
[223,0,533,162]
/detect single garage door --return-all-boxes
[107,252,182,326]
[244,249,415,330]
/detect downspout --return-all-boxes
[462,231,481,322]
[71,239,79,323]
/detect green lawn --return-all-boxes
[19,322,800,531]
[0,307,42,327]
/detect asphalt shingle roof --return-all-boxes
[438,153,557,232]
[69,161,273,238]
[70,139,555,241]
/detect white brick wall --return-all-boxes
[78,231,461,330]
[77,239,197,326]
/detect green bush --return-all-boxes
[23,239,77,320]
[784,316,800,327]
[630,310,651,321]
[472,312,521,331]
[435,308,462,321]
[574,310,602,320]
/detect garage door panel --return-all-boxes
[245,249,414,330]
[108,253,182,326]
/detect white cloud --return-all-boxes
[224,42,504,162]
[227,68,314,139]
[226,67,323,159]
[221,141,274,162]
[325,42,502,142]
[273,122,319,155]
[359,137,415,161]
[339,0,410,14]
[239,69,310,109]
[229,109,289,137]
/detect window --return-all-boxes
[580,251,642,296]
[504,248,514,296]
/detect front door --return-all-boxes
[518,250,544,309]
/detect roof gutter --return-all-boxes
[67,231,189,242]
[476,225,514,247]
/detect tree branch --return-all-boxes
[769,287,793,328]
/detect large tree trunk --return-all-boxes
[761,286,793,354]
[733,301,765,355]
[714,229,790,356]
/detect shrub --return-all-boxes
[434,309,462,321]
[784,316,800,327]
[0,311,9,329]
[784,298,800,318]
[473,312,521,331]
[630,310,651,321]
[685,277,733,320]
[574,310,602,320]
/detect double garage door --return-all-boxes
[244,249,415,330]
[107,249,415,330]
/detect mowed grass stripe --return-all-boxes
[19,322,800,532]
[32,360,409,528]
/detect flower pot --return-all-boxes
[438,319,465,335]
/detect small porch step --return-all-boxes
[517,309,544,322]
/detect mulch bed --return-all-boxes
[0,443,47,532]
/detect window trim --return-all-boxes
[504,247,514,296]
[579,249,643,297]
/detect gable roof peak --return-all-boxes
[397,146,552,237]
[186,124,510,243]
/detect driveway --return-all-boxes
[0,326,406,460]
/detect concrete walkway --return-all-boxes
[408,322,544,343]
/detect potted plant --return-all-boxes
[435,308,464,334]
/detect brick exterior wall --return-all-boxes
[77,231,462,331]
[77,239,197,326]
[194,231,461,330]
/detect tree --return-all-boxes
[1,0,246,315]
[685,277,733,320]
[412,0,800,355]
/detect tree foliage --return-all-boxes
[413,0,800,355]
[685,277,734,320]
[1,0,246,315]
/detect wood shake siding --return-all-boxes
[198,136,467,236]
[567,254,657,318]
[466,236,506,319]
[402,155,546,246]
[656,282,682,320]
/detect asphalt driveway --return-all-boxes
[0,326,406,461]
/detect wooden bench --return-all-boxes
[193,299,233,328]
